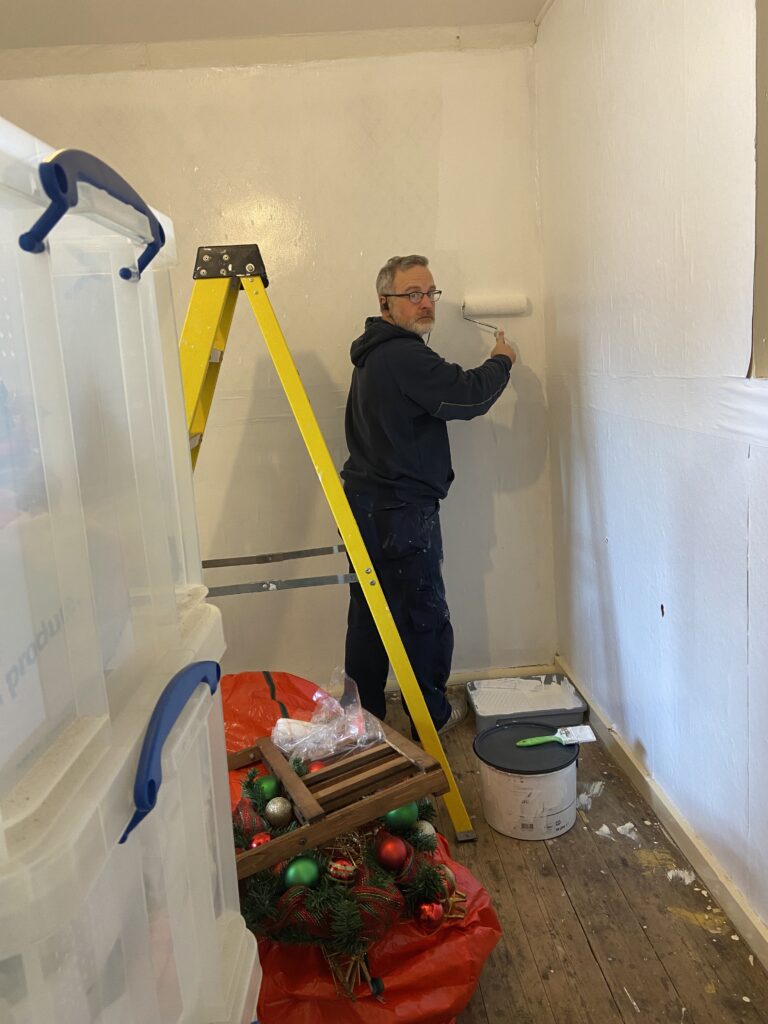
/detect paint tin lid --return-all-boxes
[473,721,579,775]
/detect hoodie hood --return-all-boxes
[350,316,423,367]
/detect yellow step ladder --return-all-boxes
[179,244,475,840]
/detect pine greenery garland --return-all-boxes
[402,824,438,854]
[417,797,437,823]
[329,893,366,956]
[399,860,444,916]
[239,830,448,956]
[240,870,282,932]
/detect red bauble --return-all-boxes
[249,831,272,849]
[415,900,445,933]
[328,857,357,884]
[308,761,326,773]
[375,833,408,872]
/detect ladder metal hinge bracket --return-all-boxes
[193,244,269,285]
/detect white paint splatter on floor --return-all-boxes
[667,869,695,885]
[623,987,641,1013]
[617,821,641,842]
[595,824,613,838]
[577,780,605,810]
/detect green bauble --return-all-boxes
[258,775,280,801]
[284,856,320,888]
[383,801,420,831]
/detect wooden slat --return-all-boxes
[379,718,439,772]
[237,767,448,878]
[302,743,393,787]
[310,753,411,804]
[317,763,420,814]
[227,741,263,772]
[253,737,325,824]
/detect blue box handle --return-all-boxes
[19,148,166,281]
[120,660,221,844]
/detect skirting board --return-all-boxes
[555,653,768,971]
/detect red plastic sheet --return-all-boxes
[222,671,501,1024]
[222,670,319,810]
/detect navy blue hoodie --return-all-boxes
[341,317,511,502]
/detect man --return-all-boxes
[341,254,516,734]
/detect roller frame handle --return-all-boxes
[119,660,221,843]
[18,148,166,280]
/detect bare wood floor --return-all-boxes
[388,700,768,1023]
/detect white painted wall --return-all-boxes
[0,42,557,683]
[537,0,767,933]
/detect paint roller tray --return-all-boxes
[466,673,587,733]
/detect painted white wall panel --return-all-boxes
[0,46,557,682]
[538,0,760,927]
[537,0,754,381]
[747,447,768,913]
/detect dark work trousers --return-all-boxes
[344,489,454,731]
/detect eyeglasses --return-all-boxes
[381,289,442,304]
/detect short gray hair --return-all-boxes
[376,255,429,297]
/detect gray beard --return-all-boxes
[394,314,434,337]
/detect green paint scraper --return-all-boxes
[516,725,596,747]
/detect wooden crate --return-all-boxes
[230,721,449,879]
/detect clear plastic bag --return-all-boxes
[270,669,384,763]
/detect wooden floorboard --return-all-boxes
[385,697,768,1023]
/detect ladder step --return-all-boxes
[203,544,347,569]
[207,573,356,597]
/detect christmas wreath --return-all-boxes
[233,769,466,997]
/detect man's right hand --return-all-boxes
[491,330,517,366]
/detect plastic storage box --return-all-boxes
[0,118,258,1022]
[466,673,587,733]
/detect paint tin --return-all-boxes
[473,721,578,840]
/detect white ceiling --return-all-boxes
[0,0,546,50]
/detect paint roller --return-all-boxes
[461,292,528,333]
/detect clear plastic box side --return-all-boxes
[145,260,204,601]
[0,199,110,815]
[45,221,184,715]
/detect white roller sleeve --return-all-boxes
[462,292,528,316]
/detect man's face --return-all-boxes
[380,265,437,337]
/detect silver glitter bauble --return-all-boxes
[413,820,436,839]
